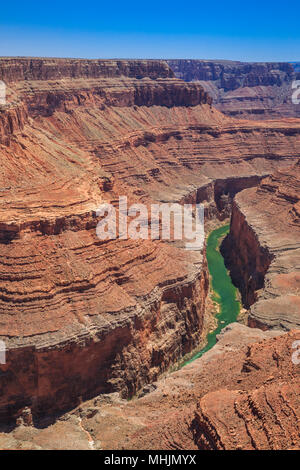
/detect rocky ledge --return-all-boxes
[0,58,174,82]
[222,161,300,330]
[0,58,299,421]
[1,323,298,450]
[167,59,300,119]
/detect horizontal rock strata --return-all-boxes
[193,327,300,450]
[2,324,298,450]
[0,58,299,419]
[167,59,300,119]
[222,162,300,330]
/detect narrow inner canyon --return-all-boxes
[183,224,241,366]
[0,58,299,450]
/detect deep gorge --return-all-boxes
[0,175,281,421]
[183,223,241,366]
[0,58,299,427]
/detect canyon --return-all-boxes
[167,59,300,119]
[1,324,299,450]
[0,57,299,449]
[222,162,300,331]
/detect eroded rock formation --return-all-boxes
[1,324,299,450]
[167,59,300,119]
[222,161,300,330]
[0,58,299,423]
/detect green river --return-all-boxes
[184,224,241,366]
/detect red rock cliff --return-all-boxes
[167,59,300,119]
[222,162,300,330]
[0,58,174,82]
[0,58,299,420]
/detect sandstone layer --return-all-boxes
[1,324,299,450]
[0,58,300,421]
[222,161,300,330]
[167,60,300,119]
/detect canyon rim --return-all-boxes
[0,56,299,452]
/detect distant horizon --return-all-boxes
[1,0,300,62]
[0,56,299,64]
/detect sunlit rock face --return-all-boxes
[0,57,299,421]
[167,59,300,119]
[222,161,300,330]
[2,324,299,450]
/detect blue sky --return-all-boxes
[0,0,299,61]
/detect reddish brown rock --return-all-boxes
[222,161,300,330]
[193,329,300,450]
[1,324,299,450]
[0,58,174,82]
[0,57,299,422]
[167,59,300,119]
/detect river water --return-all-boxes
[183,224,240,366]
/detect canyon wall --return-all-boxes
[0,58,300,420]
[222,162,300,330]
[167,59,300,119]
[192,327,300,450]
[221,199,274,309]
[5,324,298,450]
[0,263,209,419]
[0,58,174,82]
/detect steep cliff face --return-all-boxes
[0,58,175,82]
[222,162,300,330]
[192,328,300,450]
[0,58,211,145]
[3,324,298,450]
[0,259,209,419]
[167,60,294,86]
[0,103,28,145]
[221,200,274,308]
[0,58,300,420]
[167,59,300,119]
